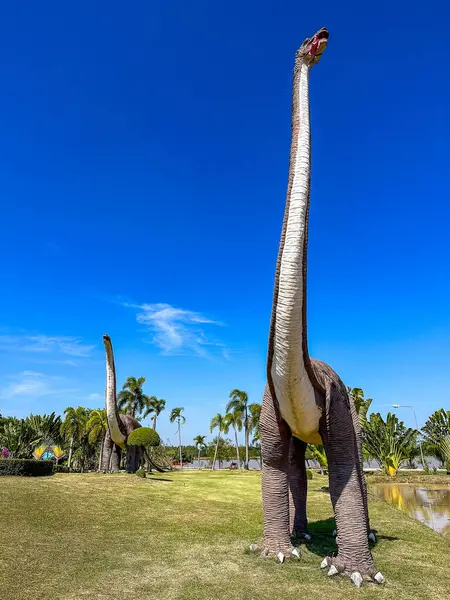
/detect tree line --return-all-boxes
[348,388,450,475]
[1,379,448,475]
[0,376,262,471]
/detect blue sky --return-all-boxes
[1,1,449,444]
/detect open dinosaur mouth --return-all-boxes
[309,28,329,56]
[103,334,111,344]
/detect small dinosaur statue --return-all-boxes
[251,27,384,587]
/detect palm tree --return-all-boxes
[249,403,261,440]
[86,409,108,471]
[60,406,87,469]
[143,397,166,431]
[210,413,225,470]
[227,389,249,469]
[347,387,373,428]
[27,412,62,447]
[224,411,242,468]
[422,408,450,467]
[249,403,262,466]
[364,412,418,476]
[193,435,207,469]
[117,376,148,418]
[169,407,185,470]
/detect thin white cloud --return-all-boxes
[0,371,76,399]
[120,301,226,357]
[0,334,94,358]
[0,371,82,417]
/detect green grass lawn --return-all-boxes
[1,471,449,600]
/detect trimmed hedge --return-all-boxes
[0,459,54,477]
[128,427,160,448]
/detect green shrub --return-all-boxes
[306,469,313,480]
[0,459,54,477]
[128,427,160,448]
[53,464,69,473]
[446,459,450,474]
[136,468,146,478]
[53,464,80,474]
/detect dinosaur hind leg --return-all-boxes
[349,398,372,538]
[289,436,310,541]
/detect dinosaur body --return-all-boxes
[254,28,384,587]
[101,334,142,473]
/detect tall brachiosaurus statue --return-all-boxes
[251,28,384,587]
[101,334,142,473]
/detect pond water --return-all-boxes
[372,483,450,537]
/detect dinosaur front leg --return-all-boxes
[101,431,113,472]
[320,383,384,587]
[110,444,122,473]
[289,437,310,541]
[251,385,299,562]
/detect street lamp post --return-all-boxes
[392,404,426,470]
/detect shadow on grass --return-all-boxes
[294,519,399,558]
[147,477,174,483]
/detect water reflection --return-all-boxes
[372,484,450,537]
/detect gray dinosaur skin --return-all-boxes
[261,362,375,577]
[101,334,142,474]
[257,27,382,585]
[101,414,142,473]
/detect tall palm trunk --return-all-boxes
[232,424,241,468]
[178,418,183,471]
[98,433,105,472]
[68,435,74,469]
[244,408,249,469]
[212,433,220,470]
[197,447,201,469]
[152,415,157,430]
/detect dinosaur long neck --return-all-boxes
[104,339,127,449]
[267,61,323,398]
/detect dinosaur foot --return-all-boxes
[320,556,385,587]
[250,543,300,563]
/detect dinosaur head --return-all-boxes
[103,334,114,367]
[296,27,329,67]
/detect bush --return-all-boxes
[53,464,81,474]
[306,469,313,480]
[128,427,160,448]
[446,459,450,475]
[0,459,54,477]
[136,468,146,478]
[53,464,70,473]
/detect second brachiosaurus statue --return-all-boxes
[101,334,142,473]
[251,28,384,587]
